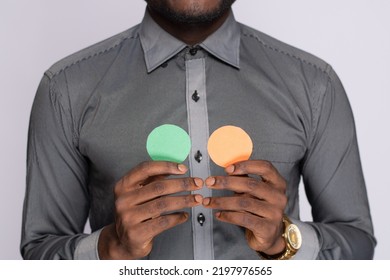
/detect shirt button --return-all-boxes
[189,47,198,56]
[197,213,205,226]
[194,150,203,163]
[192,90,200,102]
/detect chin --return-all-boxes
[146,0,235,25]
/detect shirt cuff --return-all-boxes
[74,229,103,260]
[290,217,320,259]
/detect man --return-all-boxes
[21,0,375,259]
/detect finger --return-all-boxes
[142,174,170,186]
[215,211,267,234]
[119,177,204,206]
[118,213,189,258]
[115,161,188,196]
[202,196,280,219]
[140,212,189,241]
[205,176,286,206]
[225,160,286,191]
[128,195,203,224]
[127,161,188,186]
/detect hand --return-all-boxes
[203,160,287,255]
[98,161,204,259]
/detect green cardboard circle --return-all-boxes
[146,124,191,163]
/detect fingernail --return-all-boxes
[194,178,203,188]
[202,197,211,206]
[205,177,216,186]
[225,165,235,173]
[215,212,222,218]
[183,212,189,219]
[194,195,203,203]
[178,164,187,172]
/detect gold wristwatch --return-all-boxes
[259,215,302,260]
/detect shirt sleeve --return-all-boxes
[21,73,96,259]
[290,218,320,259]
[74,229,102,260]
[299,67,376,259]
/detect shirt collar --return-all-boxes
[199,11,240,69]
[139,10,241,73]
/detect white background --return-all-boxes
[0,0,389,260]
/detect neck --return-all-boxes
[147,7,231,46]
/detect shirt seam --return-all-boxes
[242,32,331,77]
[301,76,333,173]
[46,34,139,79]
[49,77,69,142]
[62,70,78,147]
[200,57,214,259]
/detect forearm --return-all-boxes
[21,234,88,260]
[22,73,91,260]
[310,222,375,259]
[288,218,375,260]
[300,67,375,259]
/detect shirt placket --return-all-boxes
[185,49,214,260]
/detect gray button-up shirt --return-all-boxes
[21,10,375,260]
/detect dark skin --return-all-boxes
[146,0,231,45]
[203,161,287,256]
[98,0,286,259]
[99,161,204,259]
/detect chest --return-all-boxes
[78,55,307,181]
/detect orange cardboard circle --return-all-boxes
[208,125,253,168]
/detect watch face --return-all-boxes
[286,224,302,250]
